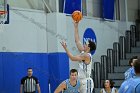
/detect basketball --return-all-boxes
[72,10,83,22]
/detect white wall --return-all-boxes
[0,7,134,69]
[0,8,47,53]
[47,13,67,53]
[8,0,140,21]
[9,0,57,12]
[127,0,138,21]
[91,0,101,17]
[9,0,44,10]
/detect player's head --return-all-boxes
[70,69,78,81]
[133,58,140,74]
[103,80,115,88]
[84,40,96,52]
[129,56,138,67]
[27,68,33,77]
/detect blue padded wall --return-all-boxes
[64,0,82,14]
[0,52,69,93]
[0,53,3,92]
[0,52,49,93]
[48,52,69,93]
[102,0,115,20]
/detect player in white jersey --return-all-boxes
[61,22,96,93]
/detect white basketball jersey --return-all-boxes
[78,51,92,79]
[101,87,117,93]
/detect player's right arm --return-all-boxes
[54,81,66,93]
[74,22,85,52]
[20,84,23,93]
[20,78,24,93]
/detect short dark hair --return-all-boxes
[70,69,78,75]
[133,58,140,73]
[88,40,96,52]
[27,68,32,70]
[102,80,115,88]
[129,56,138,66]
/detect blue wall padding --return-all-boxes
[64,0,82,14]
[0,52,49,93]
[102,0,115,20]
[48,52,69,93]
[0,52,69,93]
[0,53,3,92]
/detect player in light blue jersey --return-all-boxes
[131,58,140,93]
[124,56,137,80]
[54,69,80,93]
[118,78,134,93]
[119,58,140,93]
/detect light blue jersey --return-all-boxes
[124,67,136,80]
[64,79,80,93]
[131,76,140,93]
[119,78,134,93]
[119,76,140,93]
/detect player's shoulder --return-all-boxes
[135,83,140,93]
[60,80,67,89]
[31,76,38,80]
[100,88,104,93]
[82,52,91,58]
[132,77,140,85]
[121,79,131,87]
[21,76,28,80]
[61,79,68,85]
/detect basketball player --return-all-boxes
[54,69,80,93]
[124,56,137,80]
[119,58,140,93]
[61,22,96,93]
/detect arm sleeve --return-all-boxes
[34,77,39,84]
[21,78,24,85]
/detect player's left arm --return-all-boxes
[60,41,82,61]
[60,41,91,64]
[61,41,90,63]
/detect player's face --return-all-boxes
[132,59,137,66]
[70,72,78,81]
[28,69,33,77]
[104,80,111,88]
[83,41,90,51]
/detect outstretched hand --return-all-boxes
[60,41,67,49]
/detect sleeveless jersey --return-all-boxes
[78,51,92,79]
[63,79,80,93]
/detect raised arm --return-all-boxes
[61,41,84,61]
[54,81,66,93]
[74,22,84,52]
[60,41,90,64]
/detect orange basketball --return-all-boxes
[72,10,83,22]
